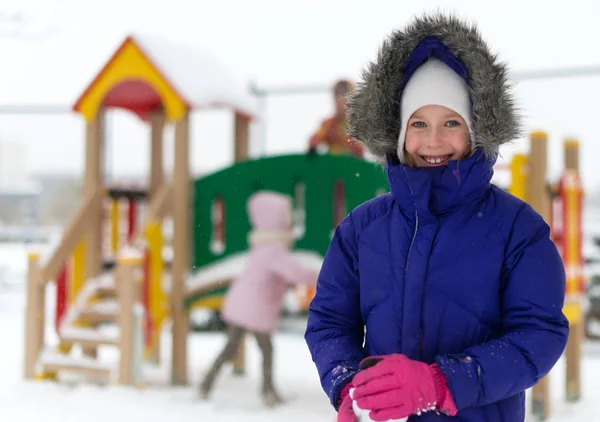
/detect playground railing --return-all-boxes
[24,187,103,378]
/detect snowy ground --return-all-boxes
[0,242,599,421]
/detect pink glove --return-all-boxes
[337,382,358,422]
[351,354,458,421]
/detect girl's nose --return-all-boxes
[426,128,444,148]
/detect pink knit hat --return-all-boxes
[247,191,293,230]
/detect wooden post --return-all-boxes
[234,112,249,162]
[147,109,165,364]
[24,252,44,379]
[232,112,250,374]
[85,110,105,277]
[564,139,579,173]
[150,109,165,198]
[527,131,551,420]
[83,109,106,358]
[563,138,582,403]
[566,321,583,402]
[117,252,142,385]
[171,112,190,385]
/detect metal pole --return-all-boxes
[513,65,600,81]
[1,63,600,154]
[0,63,598,115]
[0,105,71,114]
[0,62,597,113]
[246,64,600,150]
[247,64,600,97]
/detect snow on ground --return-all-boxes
[0,283,335,421]
[0,241,599,421]
[0,243,335,422]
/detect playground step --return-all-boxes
[78,300,119,325]
[95,274,116,299]
[39,349,113,378]
[102,255,173,271]
[60,326,119,349]
[96,285,116,299]
[57,273,116,331]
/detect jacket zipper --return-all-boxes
[406,209,423,421]
[405,209,422,362]
[406,209,419,271]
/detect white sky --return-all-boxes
[0,0,599,192]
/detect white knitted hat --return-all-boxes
[397,58,473,163]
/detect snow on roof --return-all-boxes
[131,32,258,119]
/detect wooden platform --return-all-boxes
[39,350,113,378]
[60,327,119,349]
[78,299,119,324]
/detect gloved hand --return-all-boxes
[350,354,458,421]
[337,367,407,422]
[337,382,358,422]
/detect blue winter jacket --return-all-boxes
[305,149,569,421]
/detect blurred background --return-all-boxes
[2,0,600,225]
[1,1,600,421]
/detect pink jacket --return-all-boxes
[220,191,319,334]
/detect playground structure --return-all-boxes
[23,33,257,385]
[22,33,389,386]
[494,131,585,421]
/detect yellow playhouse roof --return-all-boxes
[73,33,258,122]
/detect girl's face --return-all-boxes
[403,105,471,168]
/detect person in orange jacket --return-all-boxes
[307,80,364,158]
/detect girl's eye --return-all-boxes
[446,120,460,127]
[412,121,426,128]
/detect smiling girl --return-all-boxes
[305,13,569,422]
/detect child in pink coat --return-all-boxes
[199,191,319,407]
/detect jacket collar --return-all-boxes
[385,148,495,215]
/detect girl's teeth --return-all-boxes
[425,157,446,164]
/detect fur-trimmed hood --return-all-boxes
[346,13,523,164]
